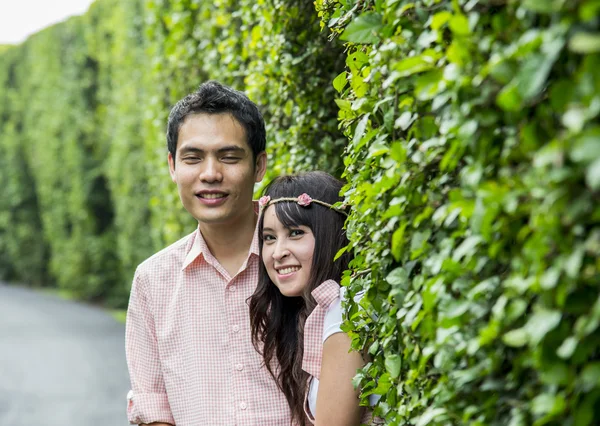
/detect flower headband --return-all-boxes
[258,193,348,217]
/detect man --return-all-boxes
[125,81,291,425]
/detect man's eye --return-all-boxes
[290,230,305,237]
[183,157,200,162]
[222,156,240,162]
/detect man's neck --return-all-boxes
[198,207,258,276]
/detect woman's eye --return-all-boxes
[290,229,305,237]
[263,234,275,242]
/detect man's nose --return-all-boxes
[199,157,223,183]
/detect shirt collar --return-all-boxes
[181,211,260,271]
[310,280,341,309]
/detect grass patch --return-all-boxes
[111,309,127,324]
[39,287,77,301]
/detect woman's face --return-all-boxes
[261,206,315,297]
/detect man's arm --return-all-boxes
[126,270,176,425]
[141,423,174,426]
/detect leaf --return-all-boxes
[384,354,401,379]
[522,0,565,13]
[452,236,482,262]
[353,114,370,147]
[586,158,600,190]
[496,83,522,112]
[579,362,600,391]
[569,32,600,53]
[340,12,383,44]
[393,54,436,77]
[394,111,415,130]
[386,267,408,287]
[557,336,578,359]
[570,129,600,163]
[449,14,469,36]
[531,393,565,416]
[391,223,406,261]
[503,328,528,347]
[430,11,452,30]
[415,407,447,426]
[515,38,564,101]
[332,71,348,93]
[526,309,562,345]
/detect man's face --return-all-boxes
[168,113,266,226]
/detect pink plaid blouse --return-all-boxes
[125,227,291,425]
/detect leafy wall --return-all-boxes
[323,0,600,424]
[0,0,343,307]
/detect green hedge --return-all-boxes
[0,0,599,423]
[322,0,600,424]
[0,0,343,307]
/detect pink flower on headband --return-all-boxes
[297,193,313,206]
[258,195,271,207]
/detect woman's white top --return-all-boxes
[306,288,379,417]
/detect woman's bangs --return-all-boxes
[274,202,311,229]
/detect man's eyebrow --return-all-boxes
[217,145,247,154]
[178,146,204,155]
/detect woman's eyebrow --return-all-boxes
[262,227,275,232]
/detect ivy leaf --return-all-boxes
[386,267,408,287]
[569,32,600,53]
[586,158,600,190]
[526,310,562,346]
[340,12,383,44]
[557,336,578,359]
[415,407,447,426]
[579,362,600,391]
[503,328,528,347]
[384,354,401,379]
[522,0,565,13]
[391,223,406,261]
[515,37,564,101]
[333,71,348,93]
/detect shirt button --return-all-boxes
[232,325,240,333]
[239,402,247,410]
[229,285,237,292]
[235,363,244,371]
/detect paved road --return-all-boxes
[0,283,130,425]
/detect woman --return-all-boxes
[249,171,372,425]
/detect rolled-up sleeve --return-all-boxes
[125,268,175,425]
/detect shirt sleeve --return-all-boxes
[125,268,175,425]
[322,291,344,342]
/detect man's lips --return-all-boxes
[195,191,228,205]
[195,190,228,199]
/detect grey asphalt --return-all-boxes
[0,282,130,425]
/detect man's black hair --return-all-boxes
[166,81,266,160]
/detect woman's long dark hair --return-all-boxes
[249,171,352,425]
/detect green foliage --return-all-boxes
[320,0,600,424]
[0,0,342,307]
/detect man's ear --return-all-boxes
[168,152,177,183]
[254,151,267,183]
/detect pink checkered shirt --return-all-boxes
[125,226,292,425]
[302,280,375,425]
